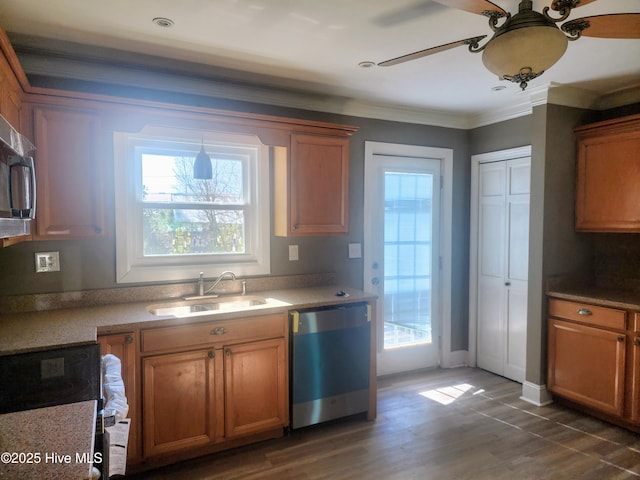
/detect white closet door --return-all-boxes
[476,157,530,383]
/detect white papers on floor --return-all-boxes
[106,418,131,477]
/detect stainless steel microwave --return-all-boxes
[0,153,35,219]
[0,113,35,239]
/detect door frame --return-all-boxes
[364,141,454,369]
[468,145,532,369]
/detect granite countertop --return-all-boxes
[0,285,376,355]
[547,285,640,311]
[0,400,97,480]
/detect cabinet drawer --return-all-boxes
[548,298,626,330]
[142,314,286,353]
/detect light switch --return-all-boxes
[289,244,299,261]
[348,243,362,259]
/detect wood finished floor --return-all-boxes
[128,367,640,479]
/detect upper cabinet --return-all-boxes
[274,132,353,236]
[30,101,107,239]
[0,30,27,132]
[575,114,640,232]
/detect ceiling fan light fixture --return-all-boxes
[193,143,212,179]
[482,24,568,90]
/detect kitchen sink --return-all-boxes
[148,295,271,317]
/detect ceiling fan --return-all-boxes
[378,0,640,90]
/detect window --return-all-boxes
[114,126,270,283]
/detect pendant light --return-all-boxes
[193,139,212,179]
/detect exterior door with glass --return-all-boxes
[365,154,441,376]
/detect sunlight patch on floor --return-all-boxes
[418,383,476,405]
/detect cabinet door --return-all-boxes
[32,104,106,238]
[0,76,21,133]
[276,133,349,236]
[224,338,288,437]
[575,116,640,232]
[548,319,626,416]
[630,336,640,423]
[143,349,222,457]
[97,332,139,463]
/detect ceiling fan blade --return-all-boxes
[378,36,487,67]
[562,13,640,39]
[431,0,507,18]
[550,0,599,11]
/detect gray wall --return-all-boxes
[0,87,473,353]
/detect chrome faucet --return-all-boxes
[198,271,237,297]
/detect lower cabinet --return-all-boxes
[143,349,222,456]
[140,313,288,459]
[547,297,640,428]
[547,318,626,416]
[97,331,140,463]
[224,338,287,438]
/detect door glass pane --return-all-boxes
[383,172,433,349]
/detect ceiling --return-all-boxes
[1,0,639,128]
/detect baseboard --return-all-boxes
[442,350,468,368]
[520,381,553,406]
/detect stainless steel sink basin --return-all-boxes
[148,295,269,316]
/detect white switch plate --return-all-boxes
[289,245,299,261]
[35,251,60,272]
[348,243,362,259]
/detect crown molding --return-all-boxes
[17,53,473,129]
[18,51,636,131]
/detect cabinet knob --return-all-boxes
[293,224,299,231]
[505,282,511,286]
[618,336,625,343]
[577,308,592,316]
[211,327,228,335]
[634,338,640,346]
[125,335,134,344]
[225,349,232,356]
[208,351,215,359]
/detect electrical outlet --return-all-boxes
[348,243,362,259]
[35,251,60,273]
[289,245,299,261]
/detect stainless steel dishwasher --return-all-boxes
[290,302,371,429]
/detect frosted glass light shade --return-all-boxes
[482,25,568,80]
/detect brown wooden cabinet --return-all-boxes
[97,331,140,463]
[547,297,640,424]
[140,313,288,459]
[31,102,106,239]
[547,317,626,417]
[274,133,351,236]
[0,30,25,137]
[143,349,222,457]
[575,114,640,232]
[224,338,287,438]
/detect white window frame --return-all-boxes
[114,125,270,284]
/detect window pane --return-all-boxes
[143,208,245,255]
[141,153,244,204]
